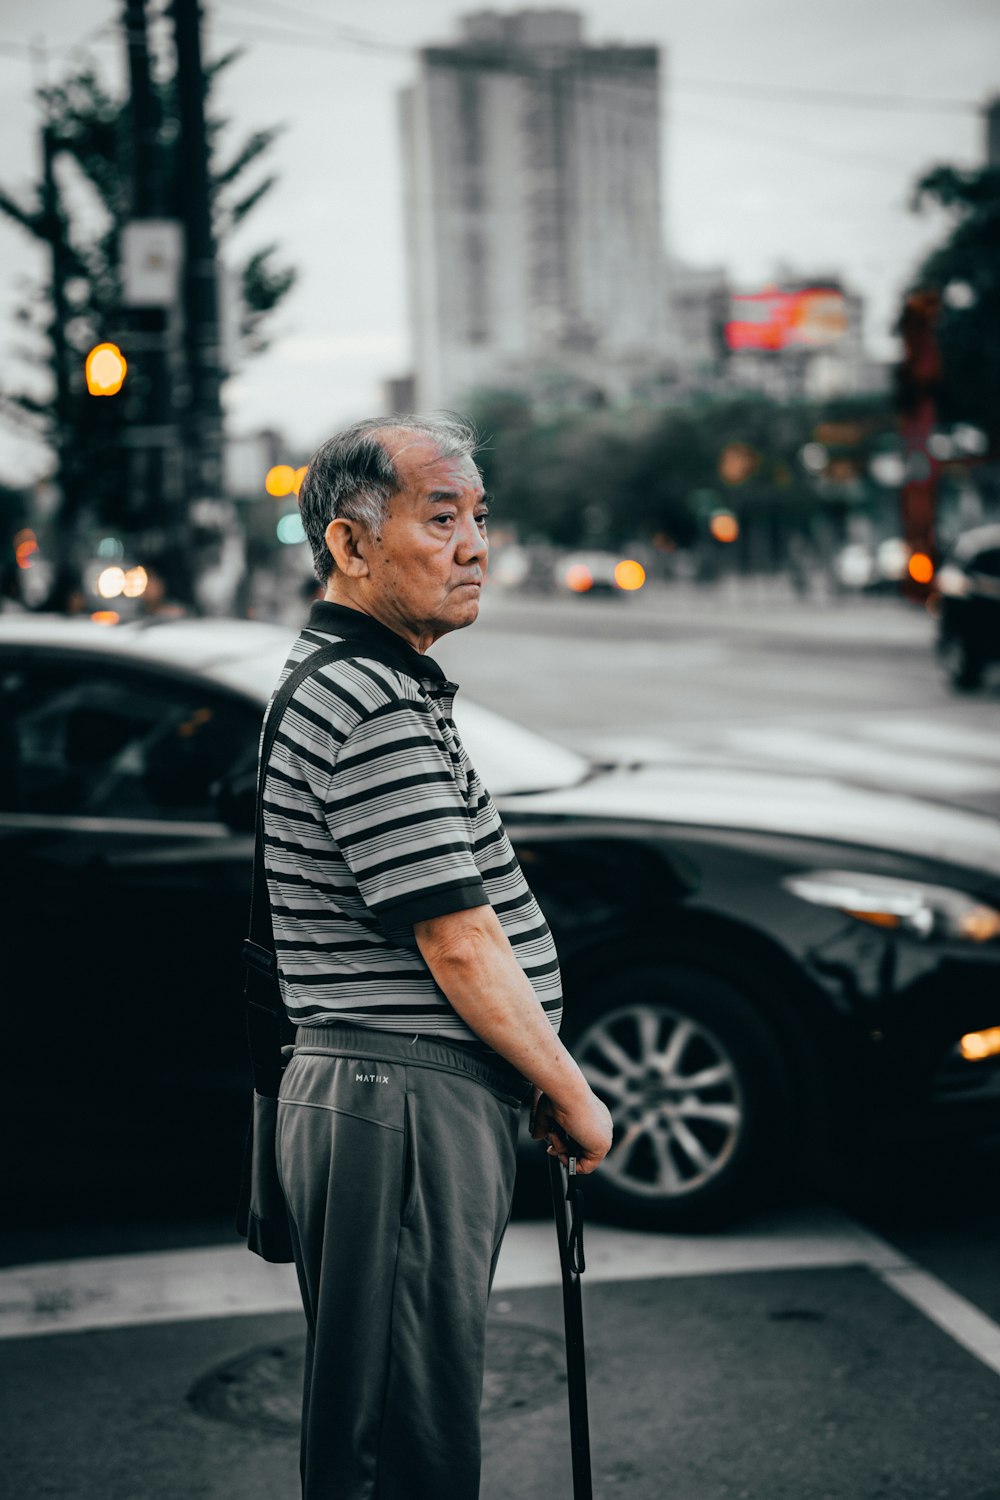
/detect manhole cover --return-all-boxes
[482,1322,566,1417]
[188,1342,302,1436]
[188,1322,566,1435]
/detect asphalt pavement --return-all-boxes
[5,584,1000,1499]
[435,581,1000,821]
[5,1197,1000,1500]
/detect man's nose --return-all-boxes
[455,515,488,564]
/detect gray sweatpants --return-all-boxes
[276,1023,529,1500]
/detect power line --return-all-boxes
[218,0,397,52]
[0,12,985,120]
[210,6,981,117]
[676,76,976,116]
[672,107,921,177]
[0,25,115,63]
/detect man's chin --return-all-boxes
[437,594,481,634]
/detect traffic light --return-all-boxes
[265,464,308,497]
[85,343,128,396]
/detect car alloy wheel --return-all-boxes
[575,1002,744,1200]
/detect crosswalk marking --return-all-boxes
[0,1205,889,1341]
[5,1207,1000,1381]
[566,714,1000,798]
[859,717,1000,764]
[725,725,998,793]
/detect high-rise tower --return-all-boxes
[401,10,666,409]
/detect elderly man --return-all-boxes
[262,413,612,1500]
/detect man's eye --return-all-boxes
[433,513,456,525]
[475,512,489,525]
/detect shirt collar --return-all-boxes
[305,600,456,694]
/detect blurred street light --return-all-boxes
[564,562,594,592]
[709,511,740,544]
[869,450,907,487]
[14,529,39,569]
[799,442,829,475]
[265,464,307,497]
[122,565,149,598]
[718,443,758,485]
[97,565,127,598]
[276,513,307,544]
[85,343,128,396]
[614,559,646,591]
[943,280,976,310]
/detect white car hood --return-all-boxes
[497,763,1000,881]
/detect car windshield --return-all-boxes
[212,645,591,797]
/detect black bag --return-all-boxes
[236,641,365,1262]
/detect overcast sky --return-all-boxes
[0,0,997,481]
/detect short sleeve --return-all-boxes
[323,697,489,932]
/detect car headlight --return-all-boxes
[783,869,1000,943]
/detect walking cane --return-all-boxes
[548,1147,594,1500]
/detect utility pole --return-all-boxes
[985,96,1000,167]
[171,0,225,510]
[896,289,940,602]
[120,0,187,600]
[39,118,76,527]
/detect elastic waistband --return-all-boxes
[292,1022,530,1107]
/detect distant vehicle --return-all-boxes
[2,616,999,1231]
[935,524,1000,690]
[489,542,559,593]
[832,537,910,594]
[555,550,646,595]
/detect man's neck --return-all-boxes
[323,581,436,654]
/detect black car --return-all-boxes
[936,523,1000,689]
[3,615,1000,1231]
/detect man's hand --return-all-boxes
[414,904,614,1172]
[530,1086,613,1175]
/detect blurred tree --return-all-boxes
[908,164,1000,450]
[0,48,295,574]
[470,389,893,572]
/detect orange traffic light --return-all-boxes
[907,551,934,585]
[265,464,308,497]
[85,343,127,396]
[265,465,297,497]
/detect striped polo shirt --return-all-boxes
[261,600,563,1043]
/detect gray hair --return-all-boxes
[298,412,481,583]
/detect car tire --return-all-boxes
[563,963,790,1231]
[939,631,983,691]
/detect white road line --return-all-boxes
[726,725,999,792]
[6,1204,1000,1387]
[878,1266,1000,1380]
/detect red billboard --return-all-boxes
[725,289,848,352]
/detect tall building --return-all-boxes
[401,9,668,409]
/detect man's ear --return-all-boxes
[325,517,370,578]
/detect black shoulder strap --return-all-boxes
[242,641,372,1095]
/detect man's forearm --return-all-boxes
[413,908,589,1110]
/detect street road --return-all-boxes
[434,582,1000,821]
[4,585,999,1499]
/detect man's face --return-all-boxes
[358,438,489,644]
